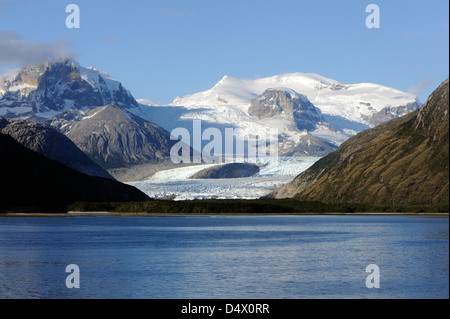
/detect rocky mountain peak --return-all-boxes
[0,59,138,119]
[57,103,174,169]
[248,88,323,131]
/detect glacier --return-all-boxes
[127,157,320,200]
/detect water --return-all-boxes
[0,215,448,299]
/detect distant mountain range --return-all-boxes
[270,78,449,208]
[0,59,446,209]
[0,59,425,191]
[0,60,176,172]
[1,60,421,165]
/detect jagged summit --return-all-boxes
[0,59,138,119]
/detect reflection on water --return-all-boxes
[0,215,448,299]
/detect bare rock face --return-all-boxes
[361,101,421,127]
[190,163,260,179]
[280,132,338,157]
[59,103,174,169]
[248,88,323,131]
[0,117,114,179]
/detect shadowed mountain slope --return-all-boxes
[0,132,150,212]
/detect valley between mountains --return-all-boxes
[0,59,447,213]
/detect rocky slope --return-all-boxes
[46,103,173,169]
[248,88,323,131]
[269,78,449,207]
[0,118,113,179]
[0,132,150,212]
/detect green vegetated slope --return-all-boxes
[271,79,449,211]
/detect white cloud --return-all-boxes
[408,77,433,96]
[0,31,75,68]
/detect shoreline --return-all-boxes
[0,211,448,217]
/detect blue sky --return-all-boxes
[0,0,448,104]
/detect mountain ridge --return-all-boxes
[0,132,150,212]
[1,60,424,172]
[46,103,174,169]
[0,117,114,179]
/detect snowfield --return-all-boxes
[131,72,420,154]
[171,73,419,120]
[127,157,320,200]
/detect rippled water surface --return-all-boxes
[0,215,448,299]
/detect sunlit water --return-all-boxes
[0,215,448,299]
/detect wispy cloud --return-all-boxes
[100,34,123,44]
[408,77,433,96]
[153,8,196,18]
[404,30,430,39]
[0,31,75,68]
[0,0,22,11]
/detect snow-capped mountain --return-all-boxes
[172,73,420,125]
[0,60,174,173]
[132,73,420,157]
[0,60,422,165]
[0,59,138,119]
